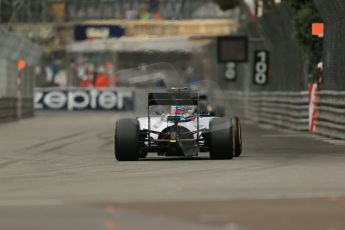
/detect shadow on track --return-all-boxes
[139,156,212,161]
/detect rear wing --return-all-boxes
[148,92,199,106]
[147,92,200,147]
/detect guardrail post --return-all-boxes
[16,70,22,120]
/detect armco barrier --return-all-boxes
[21,98,34,118]
[0,98,34,122]
[246,92,309,131]
[226,91,309,131]
[0,98,16,123]
[317,91,345,139]
[227,90,345,140]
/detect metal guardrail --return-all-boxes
[21,98,34,119]
[317,91,345,140]
[3,88,344,141]
[226,91,345,140]
[0,98,16,123]
[242,91,309,131]
[0,98,34,123]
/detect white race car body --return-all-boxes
[138,116,215,139]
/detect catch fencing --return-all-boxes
[0,26,42,123]
[215,4,307,92]
[314,0,345,91]
[201,3,345,140]
[216,3,344,140]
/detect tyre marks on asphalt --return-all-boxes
[0,130,94,173]
[25,131,85,152]
[0,159,23,169]
[96,132,114,153]
[37,141,81,154]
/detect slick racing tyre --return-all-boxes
[209,118,234,160]
[232,116,242,157]
[115,119,140,161]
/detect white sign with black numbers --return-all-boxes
[225,62,237,81]
[253,50,269,85]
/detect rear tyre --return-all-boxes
[115,119,140,161]
[232,116,242,157]
[138,149,148,159]
[209,118,234,160]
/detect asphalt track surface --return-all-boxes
[0,112,345,230]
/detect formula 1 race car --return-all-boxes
[114,89,242,161]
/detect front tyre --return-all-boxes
[115,119,140,161]
[232,116,242,157]
[209,118,234,160]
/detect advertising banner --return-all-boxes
[74,25,125,41]
[35,88,134,111]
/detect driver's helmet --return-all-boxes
[169,106,196,122]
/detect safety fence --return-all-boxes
[227,90,345,140]
[314,0,345,91]
[216,4,307,92]
[0,26,42,123]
